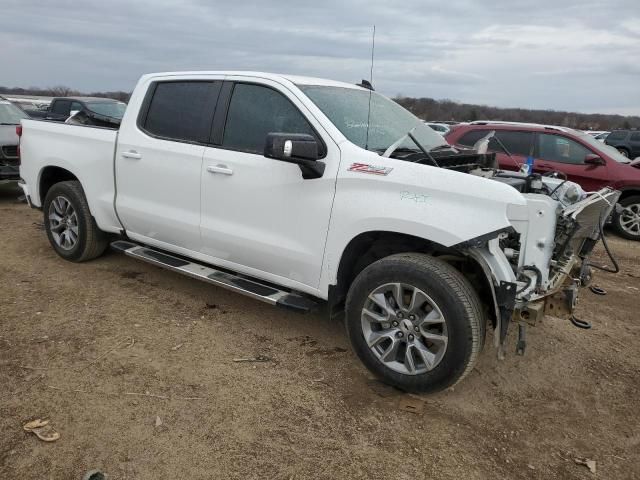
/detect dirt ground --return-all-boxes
[1,182,638,480]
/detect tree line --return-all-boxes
[395,96,639,131]
[1,85,638,131]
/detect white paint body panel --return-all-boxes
[18,120,122,232]
[19,70,537,300]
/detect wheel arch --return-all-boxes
[618,188,640,203]
[38,165,79,206]
[329,230,497,328]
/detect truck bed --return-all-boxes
[19,120,121,232]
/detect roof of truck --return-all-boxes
[144,71,365,90]
[51,96,124,103]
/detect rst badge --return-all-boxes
[348,163,393,176]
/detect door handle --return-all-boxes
[207,164,233,175]
[121,150,142,160]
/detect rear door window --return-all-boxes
[607,131,628,141]
[537,134,591,164]
[222,83,316,154]
[457,130,490,147]
[141,81,221,143]
[457,129,533,156]
[51,100,71,115]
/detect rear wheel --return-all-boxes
[613,195,640,241]
[345,253,485,393]
[43,181,108,261]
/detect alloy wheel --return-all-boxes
[619,202,640,237]
[48,195,79,250]
[361,282,448,375]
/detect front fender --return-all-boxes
[320,143,526,293]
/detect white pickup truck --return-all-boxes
[18,71,619,393]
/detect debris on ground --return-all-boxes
[398,396,425,414]
[589,285,607,295]
[23,418,60,442]
[574,457,597,473]
[232,355,272,363]
[171,343,183,351]
[155,416,162,427]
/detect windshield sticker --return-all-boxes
[401,191,429,203]
[348,163,393,176]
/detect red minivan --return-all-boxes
[446,122,640,240]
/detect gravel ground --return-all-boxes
[1,182,638,480]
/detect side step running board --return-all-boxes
[110,240,318,312]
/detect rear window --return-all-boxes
[607,131,628,141]
[457,129,533,156]
[0,100,30,124]
[51,100,71,115]
[142,81,221,143]
[86,101,127,119]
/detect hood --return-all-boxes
[0,125,19,147]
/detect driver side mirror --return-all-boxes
[584,153,605,166]
[264,133,325,179]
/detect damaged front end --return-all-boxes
[466,185,620,356]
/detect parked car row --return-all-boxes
[0,96,30,183]
[445,122,640,240]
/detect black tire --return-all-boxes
[345,253,485,393]
[612,195,640,241]
[43,181,108,262]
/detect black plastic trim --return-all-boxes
[452,227,512,249]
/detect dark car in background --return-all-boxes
[0,96,30,183]
[46,96,127,127]
[446,121,640,240]
[605,130,640,159]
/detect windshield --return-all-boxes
[298,85,448,152]
[0,100,30,124]
[85,101,126,119]
[574,130,630,163]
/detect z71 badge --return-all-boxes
[348,163,393,176]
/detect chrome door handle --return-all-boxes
[122,150,142,160]
[207,164,233,175]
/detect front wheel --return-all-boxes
[613,196,640,241]
[345,253,485,393]
[43,181,108,262]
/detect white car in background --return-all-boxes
[424,122,450,135]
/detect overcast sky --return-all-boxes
[1,0,638,115]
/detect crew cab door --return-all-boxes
[200,79,339,290]
[533,133,612,191]
[115,80,221,251]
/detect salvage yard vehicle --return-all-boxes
[0,96,30,184]
[45,96,126,126]
[17,72,619,393]
[447,122,640,240]
[605,129,640,159]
